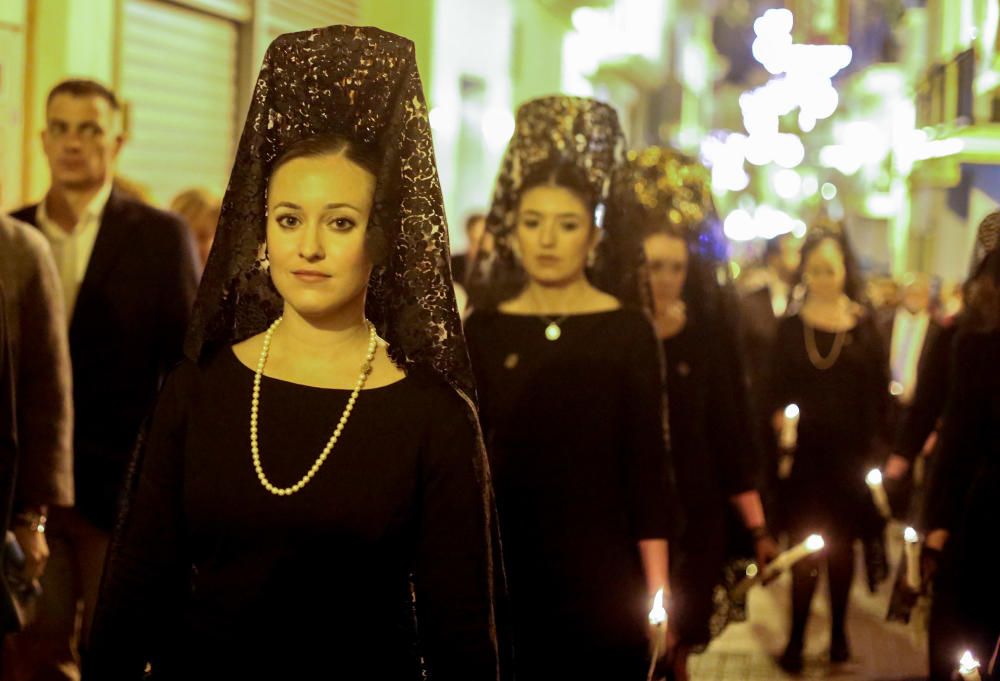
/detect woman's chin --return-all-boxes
[523,268,585,288]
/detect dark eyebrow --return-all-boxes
[272,202,361,211]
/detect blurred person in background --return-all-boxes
[457,211,497,314]
[464,97,672,681]
[0,214,74,656]
[770,225,890,673]
[626,148,777,681]
[169,188,221,275]
[921,211,1000,681]
[739,231,803,524]
[7,78,196,679]
[451,211,489,285]
[877,272,941,514]
[866,275,900,314]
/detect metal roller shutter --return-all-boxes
[267,0,360,40]
[118,0,239,206]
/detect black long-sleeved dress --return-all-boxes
[894,323,959,462]
[464,308,670,681]
[770,313,889,539]
[923,330,1000,680]
[663,320,756,647]
[87,349,499,680]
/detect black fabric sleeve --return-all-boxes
[622,313,672,540]
[767,317,796,418]
[894,325,956,460]
[708,325,758,496]
[462,312,492,438]
[862,316,893,458]
[154,214,198,376]
[86,364,193,680]
[14,240,73,508]
[922,333,986,532]
[415,388,499,681]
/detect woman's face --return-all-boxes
[803,237,847,301]
[266,152,376,322]
[644,233,688,310]
[514,184,596,287]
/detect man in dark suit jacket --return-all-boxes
[7,78,196,679]
[876,274,941,509]
[737,233,802,524]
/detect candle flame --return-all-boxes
[866,468,883,486]
[959,650,980,674]
[904,527,919,543]
[648,588,667,626]
[784,403,800,419]
[805,534,825,551]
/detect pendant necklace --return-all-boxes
[530,285,583,342]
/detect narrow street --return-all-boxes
[692,525,929,680]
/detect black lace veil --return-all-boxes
[467,96,647,309]
[187,25,473,398]
[620,146,736,324]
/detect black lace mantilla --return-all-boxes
[468,96,650,308]
[187,25,473,399]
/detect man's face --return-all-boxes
[42,94,123,191]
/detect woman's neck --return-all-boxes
[273,302,370,362]
[521,276,595,314]
[802,293,857,329]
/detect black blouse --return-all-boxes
[464,308,669,652]
[88,349,498,681]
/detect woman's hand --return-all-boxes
[754,533,780,569]
[12,526,50,582]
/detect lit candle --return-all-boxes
[866,468,892,519]
[646,588,667,681]
[958,650,982,681]
[903,526,921,591]
[764,534,825,579]
[779,403,800,449]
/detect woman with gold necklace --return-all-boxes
[87,27,502,680]
[770,225,889,672]
[464,97,672,680]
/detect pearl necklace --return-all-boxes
[250,317,377,496]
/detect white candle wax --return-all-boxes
[646,588,667,681]
[765,534,824,576]
[779,404,800,449]
[866,469,892,518]
[903,527,921,591]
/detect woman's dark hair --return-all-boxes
[795,224,865,303]
[962,248,1000,333]
[269,133,388,264]
[517,161,600,226]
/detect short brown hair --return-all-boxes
[47,79,121,112]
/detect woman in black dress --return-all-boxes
[922,212,1000,681]
[87,27,501,680]
[464,97,672,680]
[770,226,889,672]
[624,148,777,680]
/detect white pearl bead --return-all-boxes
[250,316,376,497]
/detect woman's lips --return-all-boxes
[535,255,560,266]
[292,270,332,282]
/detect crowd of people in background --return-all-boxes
[0,23,997,681]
